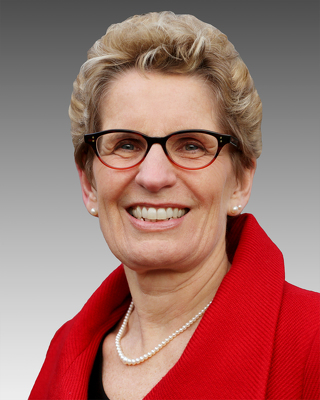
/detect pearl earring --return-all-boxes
[231,205,242,214]
[90,208,98,216]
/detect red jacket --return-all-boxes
[29,214,320,399]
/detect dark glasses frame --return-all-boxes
[84,129,240,170]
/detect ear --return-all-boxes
[227,160,256,216]
[76,164,99,217]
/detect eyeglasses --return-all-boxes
[84,129,240,170]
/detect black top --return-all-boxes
[88,333,110,400]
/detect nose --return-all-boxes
[135,144,177,192]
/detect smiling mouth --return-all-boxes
[128,206,189,222]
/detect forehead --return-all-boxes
[99,70,221,135]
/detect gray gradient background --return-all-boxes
[0,0,319,398]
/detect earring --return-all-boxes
[90,208,98,216]
[231,205,242,214]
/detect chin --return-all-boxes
[120,246,192,273]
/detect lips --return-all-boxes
[128,206,188,221]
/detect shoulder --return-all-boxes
[275,282,319,371]
[276,282,320,342]
[29,265,130,399]
[266,283,320,398]
[28,319,75,399]
[281,282,319,326]
[272,282,319,367]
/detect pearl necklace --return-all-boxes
[115,300,212,365]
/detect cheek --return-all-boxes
[190,162,234,211]
[92,162,138,221]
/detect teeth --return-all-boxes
[166,208,173,219]
[142,207,148,219]
[157,208,166,220]
[135,206,142,219]
[148,207,157,220]
[130,206,187,221]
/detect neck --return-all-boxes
[122,250,230,345]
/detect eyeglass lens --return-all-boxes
[96,131,219,169]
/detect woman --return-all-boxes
[29,11,319,400]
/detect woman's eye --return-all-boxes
[180,140,205,152]
[115,140,140,151]
[184,143,200,151]
[170,137,207,159]
[119,143,135,150]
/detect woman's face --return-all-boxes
[82,70,252,272]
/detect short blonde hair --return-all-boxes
[69,11,262,182]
